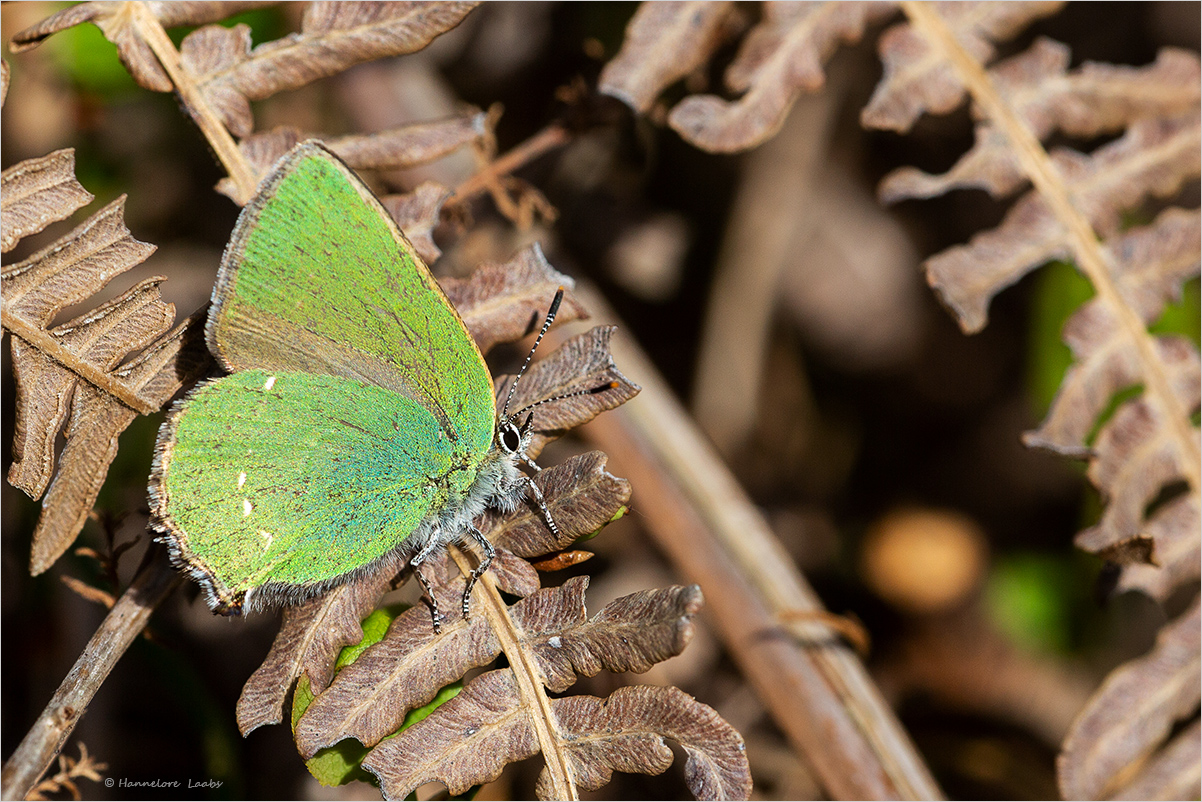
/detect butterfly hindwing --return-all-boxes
[152,369,459,611]
[206,142,494,458]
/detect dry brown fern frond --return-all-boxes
[0,145,210,575]
[856,4,1200,799]
[602,1,1200,797]
[11,2,491,210]
[601,1,899,152]
[600,2,1076,153]
[1057,598,1200,800]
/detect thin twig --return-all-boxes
[128,1,259,204]
[447,546,578,800]
[899,0,1201,491]
[448,124,571,206]
[569,284,944,801]
[0,551,180,801]
[778,610,872,659]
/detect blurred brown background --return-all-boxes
[2,3,1199,799]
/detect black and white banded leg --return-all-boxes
[410,535,445,634]
[522,459,561,539]
[460,525,496,618]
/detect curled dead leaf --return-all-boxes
[1117,495,1201,602]
[481,451,631,559]
[485,547,541,598]
[236,566,396,736]
[1108,719,1201,801]
[442,243,588,355]
[215,112,487,201]
[527,579,703,693]
[879,41,1201,202]
[530,550,594,572]
[493,326,641,459]
[537,684,751,800]
[1023,208,1201,454]
[598,2,736,114]
[179,2,480,137]
[9,2,275,92]
[293,583,500,758]
[364,668,750,801]
[925,115,1200,335]
[669,2,895,152]
[362,669,536,797]
[861,1,1063,133]
[1,149,93,253]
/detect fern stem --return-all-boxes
[127,1,259,205]
[0,550,180,801]
[900,0,1202,491]
[0,307,157,415]
[570,285,944,800]
[448,546,579,800]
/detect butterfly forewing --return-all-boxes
[207,143,494,455]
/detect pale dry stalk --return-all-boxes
[572,285,943,800]
[447,545,578,800]
[0,555,180,801]
[124,2,258,203]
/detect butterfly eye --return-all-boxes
[499,422,523,454]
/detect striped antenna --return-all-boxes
[509,381,620,421]
[501,287,565,421]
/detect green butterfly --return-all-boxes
[151,142,587,629]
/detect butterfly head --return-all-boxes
[496,412,535,462]
[494,287,564,465]
[495,287,622,466]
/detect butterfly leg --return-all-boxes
[409,537,444,634]
[460,525,495,619]
[522,463,561,539]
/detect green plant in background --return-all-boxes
[1028,262,1200,418]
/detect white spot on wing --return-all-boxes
[259,530,273,549]
[243,499,253,516]
[263,375,277,391]
[237,471,247,489]
[548,636,562,648]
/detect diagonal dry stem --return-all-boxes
[900,0,1201,491]
[569,284,943,801]
[447,545,577,800]
[126,1,258,203]
[0,309,157,414]
[0,553,180,801]
[448,124,570,207]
